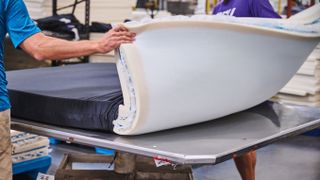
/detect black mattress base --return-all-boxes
[7,63,123,131]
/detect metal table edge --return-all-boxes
[11,118,320,165]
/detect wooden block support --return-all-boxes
[115,151,136,174]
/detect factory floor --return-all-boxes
[14,134,320,180]
[192,135,320,180]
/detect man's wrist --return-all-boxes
[91,40,102,54]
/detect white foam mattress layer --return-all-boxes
[112,6,320,135]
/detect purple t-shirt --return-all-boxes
[213,0,281,18]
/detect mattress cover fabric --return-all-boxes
[7,63,122,131]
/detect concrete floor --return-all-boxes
[13,135,319,180]
[193,135,320,180]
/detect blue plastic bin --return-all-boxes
[13,156,52,180]
[95,147,115,155]
[49,137,61,145]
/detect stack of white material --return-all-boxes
[274,44,320,107]
[24,0,133,23]
[11,130,49,164]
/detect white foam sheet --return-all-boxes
[113,7,320,135]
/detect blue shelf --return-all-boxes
[13,156,52,179]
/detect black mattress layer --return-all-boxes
[7,63,123,131]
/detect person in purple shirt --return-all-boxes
[213,0,281,18]
[212,0,281,180]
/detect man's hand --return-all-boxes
[96,25,136,54]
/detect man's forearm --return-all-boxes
[35,37,100,60]
[20,26,135,61]
[21,33,100,61]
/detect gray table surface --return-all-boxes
[11,102,320,165]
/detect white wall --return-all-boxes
[24,0,133,23]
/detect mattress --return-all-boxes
[7,63,122,131]
[6,5,320,135]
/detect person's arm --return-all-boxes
[20,26,135,61]
[5,0,135,61]
[250,0,281,18]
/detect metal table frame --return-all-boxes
[11,102,320,165]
